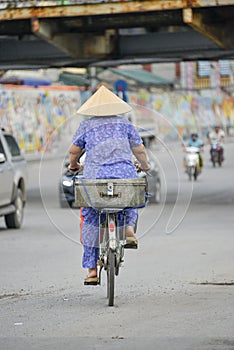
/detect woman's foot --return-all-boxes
[125,226,138,249]
[84,268,98,285]
[126,226,137,240]
[85,267,97,279]
[126,226,137,238]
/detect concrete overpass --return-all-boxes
[1,0,234,69]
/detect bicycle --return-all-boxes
[74,177,148,307]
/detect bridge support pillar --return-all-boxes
[31,18,116,59]
[183,8,234,50]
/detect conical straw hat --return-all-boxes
[77,85,132,116]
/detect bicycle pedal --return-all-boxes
[84,277,99,286]
[84,281,99,286]
[124,243,138,249]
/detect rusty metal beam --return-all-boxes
[1,30,234,69]
[1,1,234,21]
[31,18,116,58]
[183,8,234,49]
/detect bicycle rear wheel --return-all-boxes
[107,249,115,306]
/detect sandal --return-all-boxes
[84,268,98,285]
[84,276,99,286]
[124,236,138,249]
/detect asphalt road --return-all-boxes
[0,140,234,350]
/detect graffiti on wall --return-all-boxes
[128,91,234,140]
[0,86,84,153]
[1,85,234,154]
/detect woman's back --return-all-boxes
[73,116,142,179]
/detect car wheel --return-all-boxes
[5,188,24,229]
[59,195,71,208]
[59,193,73,208]
[150,179,161,204]
[60,199,69,208]
[67,200,73,208]
[59,184,68,208]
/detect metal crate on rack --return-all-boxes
[74,177,147,209]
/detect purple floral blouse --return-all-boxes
[72,116,142,179]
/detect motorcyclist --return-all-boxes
[185,132,204,168]
[208,125,225,160]
[208,125,225,144]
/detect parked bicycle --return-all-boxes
[74,177,148,306]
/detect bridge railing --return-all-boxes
[0,0,129,9]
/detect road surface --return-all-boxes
[0,140,233,350]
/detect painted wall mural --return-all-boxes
[0,85,233,154]
[128,91,234,140]
[0,86,86,153]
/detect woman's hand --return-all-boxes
[69,144,83,172]
[134,161,151,173]
[140,165,151,173]
[68,163,83,173]
[132,144,152,172]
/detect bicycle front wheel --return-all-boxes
[107,249,115,306]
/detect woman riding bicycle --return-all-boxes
[68,86,151,285]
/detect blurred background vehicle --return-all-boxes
[210,141,224,167]
[145,151,161,204]
[184,146,201,181]
[0,128,27,228]
[58,161,78,208]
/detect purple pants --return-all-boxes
[81,207,138,268]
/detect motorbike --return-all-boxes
[184,146,201,181]
[210,141,223,167]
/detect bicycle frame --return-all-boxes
[98,208,127,306]
[73,176,148,306]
